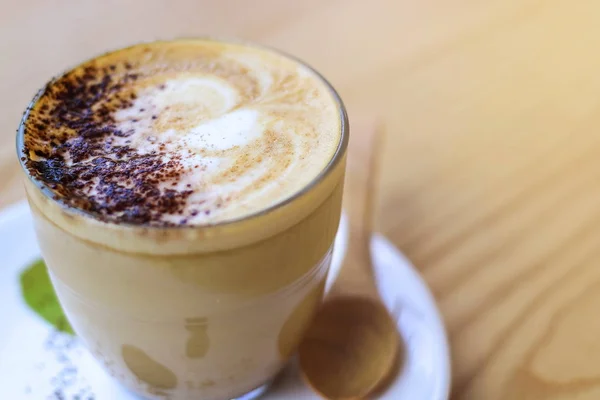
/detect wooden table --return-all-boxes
[2,1,600,398]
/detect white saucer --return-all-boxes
[0,202,451,400]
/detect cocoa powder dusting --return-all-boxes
[22,62,192,226]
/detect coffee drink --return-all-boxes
[18,39,347,400]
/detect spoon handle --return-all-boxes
[331,118,384,299]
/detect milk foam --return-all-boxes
[23,40,343,225]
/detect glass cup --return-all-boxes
[16,40,348,400]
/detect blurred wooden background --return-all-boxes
[4,1,600,398]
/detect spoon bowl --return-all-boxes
[299,296,399,400]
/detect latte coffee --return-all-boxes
[18,39,347,400]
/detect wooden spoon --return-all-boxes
[298,120,399,399]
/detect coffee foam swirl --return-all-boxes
[21,40,342,226]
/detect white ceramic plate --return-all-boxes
[0,201,450,400]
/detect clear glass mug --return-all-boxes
[17,40,348,400]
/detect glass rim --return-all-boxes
[15,37,349,231]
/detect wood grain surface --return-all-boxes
[2,1,600,399]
